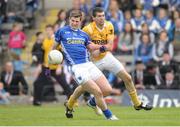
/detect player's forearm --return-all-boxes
[53,41,59,50]
[103,43,113,51]
[88,41,113,53]
[87,43,102,51]
[103,40,113,51]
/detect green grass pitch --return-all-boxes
[0,104,180,126]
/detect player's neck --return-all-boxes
[69,25,79,31]
[95,23,104,30]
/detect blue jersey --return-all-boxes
[55,25,91,65]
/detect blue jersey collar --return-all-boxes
[68,25,80,32]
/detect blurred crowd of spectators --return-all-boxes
[0,0,180,104]
[0,0,38,55]
[0,0,38,104]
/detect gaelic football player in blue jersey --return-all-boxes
[53,10,118,120]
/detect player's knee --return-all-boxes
[102,87,112,96]
[94,89,103,98]
[124,74,132,83]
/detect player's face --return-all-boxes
[93,12,105,26]
[69,17,81,30]
[46,27,54,38]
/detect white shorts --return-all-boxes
[93,52,125,75]
[71,62,103,85]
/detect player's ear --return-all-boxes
[92,16,95,21]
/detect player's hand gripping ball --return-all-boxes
[48,50,63,64]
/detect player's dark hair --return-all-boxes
[69,10,82,19]
[45,24,53,29]
[92,7,104,17]
[36,32,42,37]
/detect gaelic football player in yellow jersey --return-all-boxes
[83,7,153,112]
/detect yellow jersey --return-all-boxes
[82,21,114,61]
[42,37,60,70]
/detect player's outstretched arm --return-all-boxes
[52,40,59,50]
[87,40,113,53]
[87,42,101,51]
[103,39,113,52]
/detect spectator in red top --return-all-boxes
[8,22,26,56]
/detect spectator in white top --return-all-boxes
[123,10,132,25]
[152,31,174,62]
[106,0,124,36]
[157,8,172,31]
[157,8,174,41]
[131,8,145,32]
[145,9,161,34]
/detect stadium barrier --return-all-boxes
[122,90,180,108]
